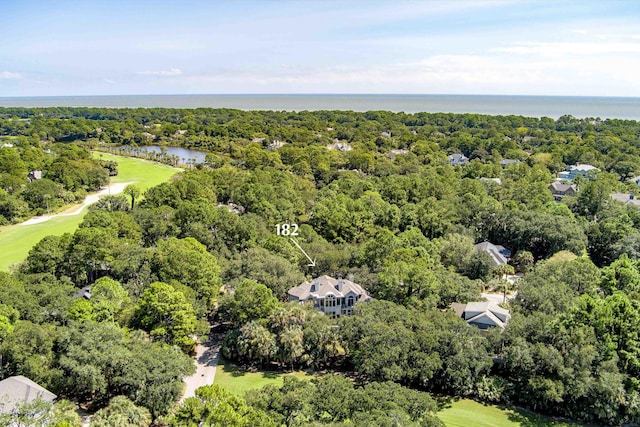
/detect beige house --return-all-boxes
[288,275,371,318]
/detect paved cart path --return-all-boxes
[20,182,134,226]
[181,333,223,402]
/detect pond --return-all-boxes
[107,145,208,164]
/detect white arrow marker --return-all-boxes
[290,238,316,267]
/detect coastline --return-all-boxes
[1,94,639,120]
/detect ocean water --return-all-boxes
[0,94,639,120]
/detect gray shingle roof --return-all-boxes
[611,193,640,207]
[474,241,511,266]
[451,301,511,329]
[549,182,576,193]
[0,376,56,414]
[448,153,468,163]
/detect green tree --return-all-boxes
[90,195,130,212]
[91,276,131,322]
[123,184,141,210]
[133,282,197,352]
[169,385,276,427]
[377,247,438,304]
[235,321,277,366]
[91,396,151,427]
[154,237,222,311]
[219,280,279,326]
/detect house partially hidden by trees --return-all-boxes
[549,182,577,200]
[448,153,469,167]
[451,301,511,330]
[288,275,371,318]
[0,376,56,415]
[610,192,640,207]
[558,163,598,181]
[474,241,511,266]
[500,159,519,168]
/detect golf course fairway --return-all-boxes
[0,153,181,271]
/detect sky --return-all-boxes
[1,0,640,97]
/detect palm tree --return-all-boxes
[123,184,141,210]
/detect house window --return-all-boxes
[326,295,335,308]
[347,296,355,307]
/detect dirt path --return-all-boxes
[181,332,223,402]
[20,182,134,226]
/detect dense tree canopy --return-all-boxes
[3,107,640,424]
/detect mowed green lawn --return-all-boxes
[438,399,586,427]
[0,153,181,271]
[92,152,182,192]
[213,357,315,397]
[214,361,586,427]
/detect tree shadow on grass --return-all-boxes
[218,358,247,377]
[434,394,460,411]
[505,405,587,427]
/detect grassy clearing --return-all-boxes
[438,399,585,427]
[92,151,182,192]
[213,357,315,397]
[213,363,585,427]
[0,153,181,271]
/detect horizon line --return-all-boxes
[2,93,640,100]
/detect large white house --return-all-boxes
[288,275,371,318]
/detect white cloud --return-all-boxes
[493,41,640,56]
[0,71,22,79]
[103,79,116,84]
[136,68,183,76]
[173,45,640,96]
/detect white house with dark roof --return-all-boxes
[0,376,56,414]
[288,275,371,318]
[474,241,511,266]
[451,301,511,329]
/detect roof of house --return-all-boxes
[0,376,56,414]
[479,177,502,185]
[288,275,371,302]
[549,182,577,193]
[452,301,511,329]
[474,241,511,266]
[74,285,91,299]
[568,163,597,172]
[450,302,466,318]
[500,159,519,166]
[268,140,285,150]
[327,142,353,152]
[448,153,468,162]
[610,193,640,207]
